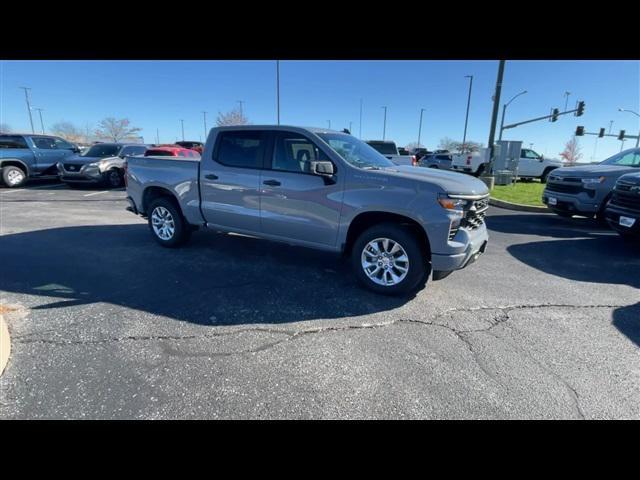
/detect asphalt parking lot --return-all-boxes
[0,180,638,419]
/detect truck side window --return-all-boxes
[0,136,29,149]
[215,131,265,169]
[53,138,74,150]
[32,137,57,149]
[272,133,329,174]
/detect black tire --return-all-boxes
[351,223,428,296]
[147,197,191,248]
[2,165,27,188]
[103,168,123,188]
[595,195,612,226]
[540,168,554,184]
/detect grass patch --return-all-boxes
[491,181,545,206]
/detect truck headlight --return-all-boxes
[581,176,605,188]
[437,193,467,213]
[87,162,100,168]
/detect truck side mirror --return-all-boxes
[311,161,335,176]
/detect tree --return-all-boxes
[95,117,142,142]
[559,136,582,165]
[0,123,11,133]
[405,142,424,151]
[50,121,84,143]
[438,137,483,153]
[216,107,249,126]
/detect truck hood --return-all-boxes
[383,165,489,196]
[551,164,639,177]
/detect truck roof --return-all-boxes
[212,125,348,135]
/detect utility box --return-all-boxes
[494,170,515,185]
[493,140,522,175]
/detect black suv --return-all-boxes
[605,171,640,239]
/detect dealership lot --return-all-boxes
[0,181,638,419]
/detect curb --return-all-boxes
[489,197,551,213]
[0,314,10,377]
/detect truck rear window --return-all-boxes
[0,136,29,149]
[367,142,397,155]
[215,131,265,169]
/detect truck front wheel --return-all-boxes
[147,197,191,247]
[2,165,27,188]
[351,223,428,296]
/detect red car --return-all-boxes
[175,141,204,154]
[144,145,200,158]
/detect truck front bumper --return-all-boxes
[542,189,600,216]
[431,224,489,276]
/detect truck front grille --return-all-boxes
[610,191,640,213]
[545,182,583,195]
[460,196,489,230]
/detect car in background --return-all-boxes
[397,147,409,155]
[175,141,204,154]
[365,140,417,166]
[1,133,80,187]
[57,143,148,188]
[604,171,640,240]
[542,148,640,221]
[410,148,432,161]
[451,147,562,181]
[419,152,453,170]
[144,145,201,158]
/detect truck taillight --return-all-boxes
[466,155,472,165]
[411,155,417,166]
[123,161,128,187]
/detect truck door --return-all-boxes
[29,136,75,173]
[518,149,543,177]
[259,131,343,247]
[199,130,266,233]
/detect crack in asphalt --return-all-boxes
[11,302,622,418]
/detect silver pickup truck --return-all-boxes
[126,126,489,295]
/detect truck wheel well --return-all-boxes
[142,187,182,217]
[344,212,431,259]
[0,160,29,176]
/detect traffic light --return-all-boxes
[576,101,585,117]
[575,126,585,136]
[551,108,560,122]
[618,130,626,140]
[598,128,605,138]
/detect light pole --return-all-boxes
[618,107,640,148]
[180,119,184,141]
[418,108,426,147]
[359,99,363,139]
[487,60,506,172]
[156,128,160,145]
[202,111,208,139]
[564,91,571,112]
[529,142,534,149]
[35,108,45,134]
[19,87,35,134]
[237,100,244,116]
[349,121,353,133]
[327,120,331,129]
[381,106,387,140]
[461,75,473,153]
[608,120,614,134]
[498,90,527,141]
[276,60,280,125]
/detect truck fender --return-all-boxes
[0,158,31,177]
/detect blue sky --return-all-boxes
[1,60,638,161]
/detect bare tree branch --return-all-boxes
[216,108,249,126]
[50,121,84,143]
[95,117,142,142]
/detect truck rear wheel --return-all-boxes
[351,223,428,296]
[103,168,123,188]
[147,197,191,248]
[2,165,27,188]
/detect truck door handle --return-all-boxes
[205,174,218,180]
[263,179,281,186]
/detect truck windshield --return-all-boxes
[600,150,640,166]
[318,133,395,170]
[82,144,121,157]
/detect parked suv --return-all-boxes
[0,134,80,187]
[126,126,490,296]
[542,148,640,220]
[57,143,148,188]
[604,172,640,239]
[420,152,453,170]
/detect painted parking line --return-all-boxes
[29,184,67,190]
[83,190,109,197]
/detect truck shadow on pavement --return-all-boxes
[0,224,409,326]
[487,213,640,347]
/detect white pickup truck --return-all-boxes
[451,147,563,182]
[366,140,417,166]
